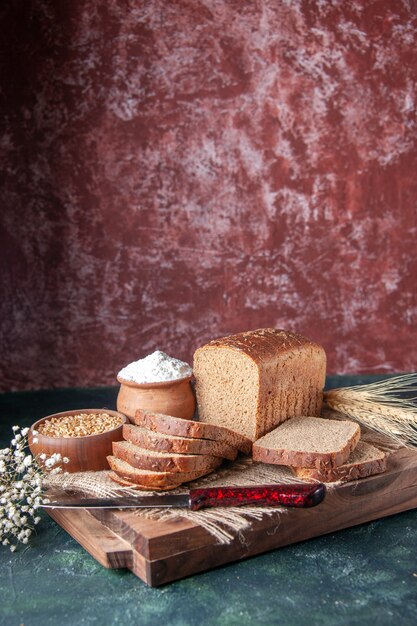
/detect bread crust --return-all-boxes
[123,424,238,460]
[107,455,218,487]
[108,471,180,491]
[132,409,252,455]
[196,328,325,364]
[112,441,222,473]
[293,442,387,482]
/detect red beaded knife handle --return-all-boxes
[188,483,325,511]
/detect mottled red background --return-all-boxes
[1,0,416,391]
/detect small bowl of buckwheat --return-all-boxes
[28,409,127,473]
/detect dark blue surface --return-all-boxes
[0,377,416,626]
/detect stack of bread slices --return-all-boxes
[252,416,387,482]
[108,409,252,490]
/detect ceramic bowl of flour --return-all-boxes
[116,351,196,421]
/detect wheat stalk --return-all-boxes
[323,373,417,447]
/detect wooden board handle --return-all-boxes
[188,483,326,511]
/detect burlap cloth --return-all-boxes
[44,418,400,544]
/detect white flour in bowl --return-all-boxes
[118,350,192,384]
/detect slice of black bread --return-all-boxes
[292,440,386,482]
[112,441,222,473]
[123,423,238,460]
[132,409,252,454]
[107,456,219,489]
[252,416,360,469]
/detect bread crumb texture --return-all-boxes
[252,416,360,469]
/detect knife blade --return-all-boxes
[42,483,325,511]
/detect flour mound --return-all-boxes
[118,350,192,384]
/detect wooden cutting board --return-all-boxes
[47,446,417,586]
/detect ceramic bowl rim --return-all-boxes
[116,374,193,389]
[29,408,128,442]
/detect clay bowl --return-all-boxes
[28,409,127,473]
[116,375,196,421]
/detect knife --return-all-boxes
[42,483,325,511]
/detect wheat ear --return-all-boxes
[324,373,417,447]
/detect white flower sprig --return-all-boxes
[0,425,69,552]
